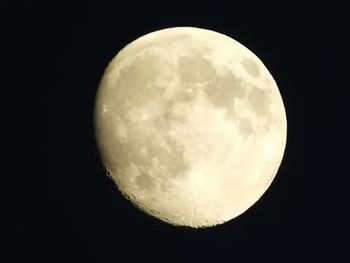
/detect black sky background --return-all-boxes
[3,3,347,262]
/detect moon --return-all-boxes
[94,27,287,228]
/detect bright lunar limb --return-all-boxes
[94,27,287,228]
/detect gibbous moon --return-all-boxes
[94,27,287,228]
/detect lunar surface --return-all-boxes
[94,27,287,227]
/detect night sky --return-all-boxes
[5,3,347,262]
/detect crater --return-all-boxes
[135,171,154,191]
[241,57,260,78]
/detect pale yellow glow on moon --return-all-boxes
[94,27,287,228]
